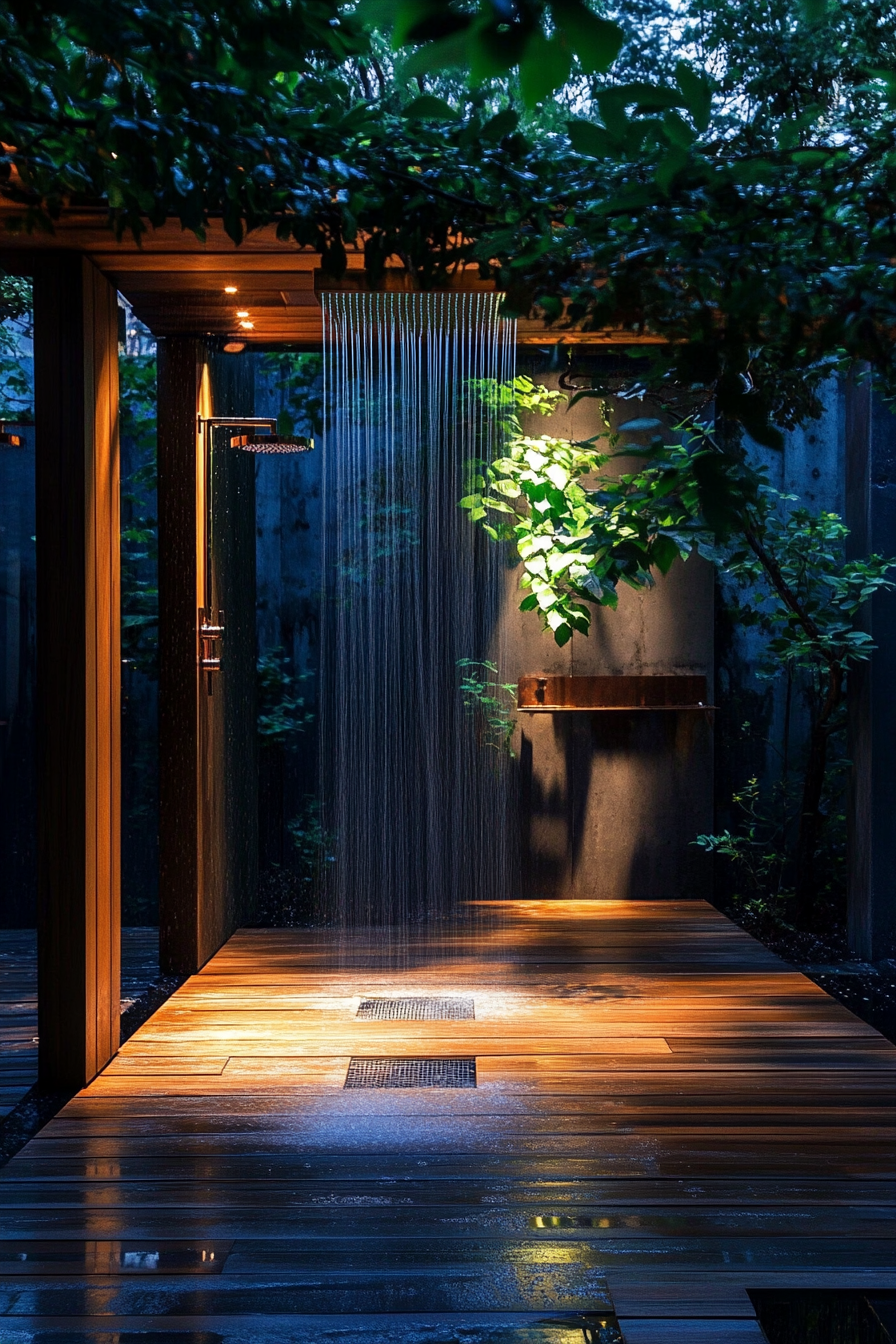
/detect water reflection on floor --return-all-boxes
[0,903,893,1344]
[0,1316,626,1344]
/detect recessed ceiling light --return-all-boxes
[239,320,255,329]
[224,286,238,294]
[223,341,245,353]
[236,309,250,317]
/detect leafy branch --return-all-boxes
[461,377,896,914]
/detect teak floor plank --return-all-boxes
[1,900,893,1340]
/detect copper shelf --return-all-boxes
[517,674,714,713]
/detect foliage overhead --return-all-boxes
[119,350,160,678]
[0,0,368,255]
[2,1,896,440]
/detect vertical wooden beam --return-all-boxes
[158,344,258,975]
[157,338,203,975]
[205,353,258,947]
[32,254,120,1090]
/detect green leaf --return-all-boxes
[403,95,459,121]
[791,149,830,166]
[551,0,623,75]
[596,88,631,143]
[651,532,681,575]
[656,143,689,193]
[481,108,519,141]
[567,120,614,158]
[536,293,564,321]
[691,451,745,541]
[675,61,713,132]
[519,31,571,107]
[800,0,831,20]
[389,0,457,45]
[662,109,696,149]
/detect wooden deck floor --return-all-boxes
[0,928,160,1118]
[0,900,893,1343]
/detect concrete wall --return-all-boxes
[495,374,715,900]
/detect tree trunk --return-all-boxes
[793,720,831,922]
[794,664,843,923]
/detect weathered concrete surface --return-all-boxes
[494,378,715,900]
[253,356,716,904]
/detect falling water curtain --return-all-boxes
[321,291,517,932]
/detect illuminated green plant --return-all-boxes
[460,375,696,645]
[462,377,896,916]
[457,658,518,756]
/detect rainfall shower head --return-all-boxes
[229,432,314,454]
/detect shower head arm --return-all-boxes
[198,415,277,453]
[197,416,277,428]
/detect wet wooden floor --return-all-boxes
[0,928,160,1118]
[0,900,893,1343]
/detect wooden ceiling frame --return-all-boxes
[0,208,663,346]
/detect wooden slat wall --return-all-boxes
[31,253,121,1089]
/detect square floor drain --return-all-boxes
[356,996,475,1021]
[344,1057,477,1089]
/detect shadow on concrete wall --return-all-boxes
[519,708,713,900]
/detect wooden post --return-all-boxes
[31,254,121,1090]
[157,342,258,976]
[157,338,203,975]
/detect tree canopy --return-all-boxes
[2,0,896,439]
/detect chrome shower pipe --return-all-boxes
[197,416,277,688]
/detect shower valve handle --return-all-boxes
[199,608,225,675]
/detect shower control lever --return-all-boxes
[199,608,225,683]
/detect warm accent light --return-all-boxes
[239,320,255,329]
[236,309,250,317]
[223,341,245,353]
[224,286,238,294]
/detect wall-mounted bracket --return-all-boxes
[517,673,714,712]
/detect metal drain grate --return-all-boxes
[356,996,475,1021]
[344,1057,477,1089]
